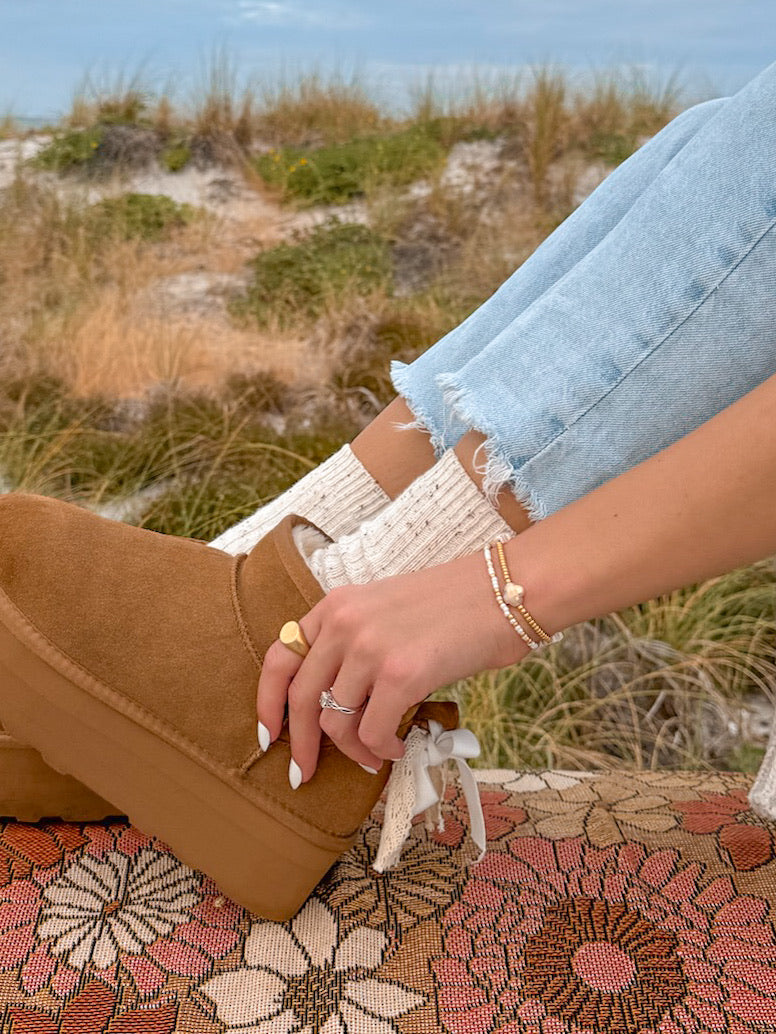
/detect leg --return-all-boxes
[392,95,727,453]
[302,62,776,591]
[396,61,776,520]
[349,398,437,500]
[212,93,726,555]
[454,430,532,533]
[355,406,531,531]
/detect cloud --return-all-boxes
[234,0,368,28]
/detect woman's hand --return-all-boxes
[256,549,526,784]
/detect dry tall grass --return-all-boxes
[521,66,570,209]
[448,564,776,771]
[0,114,20,139]
[188,48,258,158]
[256,72,384,146]
[66,65,155,128]
[0,171,328,396]
[0,61,691,399]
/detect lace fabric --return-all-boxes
[374,720,485,872]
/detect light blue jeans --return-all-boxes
[392,62,776,520]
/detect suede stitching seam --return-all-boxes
[231,540,285,774]
[232,524,323,775]
[0,588,357,841]
[239,747,262,774]
[229,554,262,671]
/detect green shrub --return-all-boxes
[331,311,442,406]
[234,221,392,326]
[586,130,638,165]
[33,127,103,172]
[88,193,197,241]
[161,141,192,172]
[254,128,445,205]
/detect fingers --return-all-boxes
[357,657,426,761]
[257,613,324,755]
[284,644,342,783]
[257,637,303,742]
[319,667,382,773]
[257,614,330,784]
[256,586,426,784]
[257,625,386,782]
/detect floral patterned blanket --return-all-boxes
[0,769,774,1033]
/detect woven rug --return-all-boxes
[0,769,775,1033]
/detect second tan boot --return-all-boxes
[0,724,118,822]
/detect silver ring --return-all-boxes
[319,689,361,715]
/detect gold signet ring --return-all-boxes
[279,620,310,659]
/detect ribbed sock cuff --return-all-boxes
[209,445,389,555]
[308,449,514,589]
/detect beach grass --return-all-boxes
[255,71,384,147]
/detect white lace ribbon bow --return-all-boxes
[373,719,486,873]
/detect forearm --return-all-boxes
[505,370,776,636]
[258,370,776,771]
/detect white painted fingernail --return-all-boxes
[257,722,271,753]
[288,759,302,790]
[359,764,379,775]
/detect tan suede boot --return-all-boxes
[0,495,455,919]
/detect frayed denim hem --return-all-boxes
[390,360,447,458]
[392,355,553,521]
[437,372,549,523]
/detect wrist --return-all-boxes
[464,547,538,668]
[498,523,596,639]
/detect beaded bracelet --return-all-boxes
[494,540,562,645]
[483,545,541,650]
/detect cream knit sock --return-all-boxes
[299,448,514,589]
[209,444,389,555]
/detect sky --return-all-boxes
[1,0,775,120]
